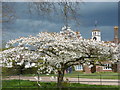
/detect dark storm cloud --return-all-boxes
[2,2,118,43]
[79,2,118,27]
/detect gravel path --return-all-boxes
[3,76,119,86]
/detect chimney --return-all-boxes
[114,26,119,44]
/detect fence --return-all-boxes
[2,74,120,89]
[77,74,119,85]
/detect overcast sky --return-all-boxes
[2,2,118,46]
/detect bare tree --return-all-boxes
[2,1,83,26]
[28,1,82,27]
[2,2,16,23]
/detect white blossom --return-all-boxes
[1,31,119,74]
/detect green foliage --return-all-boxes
[2,67,20,76]
[22,67,38,74]
[2,67,38,76]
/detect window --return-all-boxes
[93,37,97,40]
[94,32,96,35]
[103,64,112,70]
[75,65,83,70]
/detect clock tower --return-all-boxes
[92,21,101,41]
[92,29,101,41]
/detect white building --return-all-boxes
[92,29,101,41]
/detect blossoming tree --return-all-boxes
[1,30,119,87]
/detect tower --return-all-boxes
[92,29,101,41]
[92,21,101,41]
[114,26,119,44]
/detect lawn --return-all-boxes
[64,71,119,79]
[21,71,119,79]
[2,80,119,90]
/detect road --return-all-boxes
[3,76,119,86]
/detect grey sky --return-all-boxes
[2,2,118,46]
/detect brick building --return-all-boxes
[74,26,119,73]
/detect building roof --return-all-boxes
[92,29,100,32]
[104,40,120,44]
[114,26,118,29]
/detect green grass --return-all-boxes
[21,71,119,79]
[64,71,119,79]
[2,80,119,88]
[2,80,38,88]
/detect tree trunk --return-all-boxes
[112,63,117,72]
[91,65,96,73]
[83,64,91,74]
[57,70,65,88]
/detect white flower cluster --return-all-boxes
[60,26,82,39]
[1,31,119,73]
